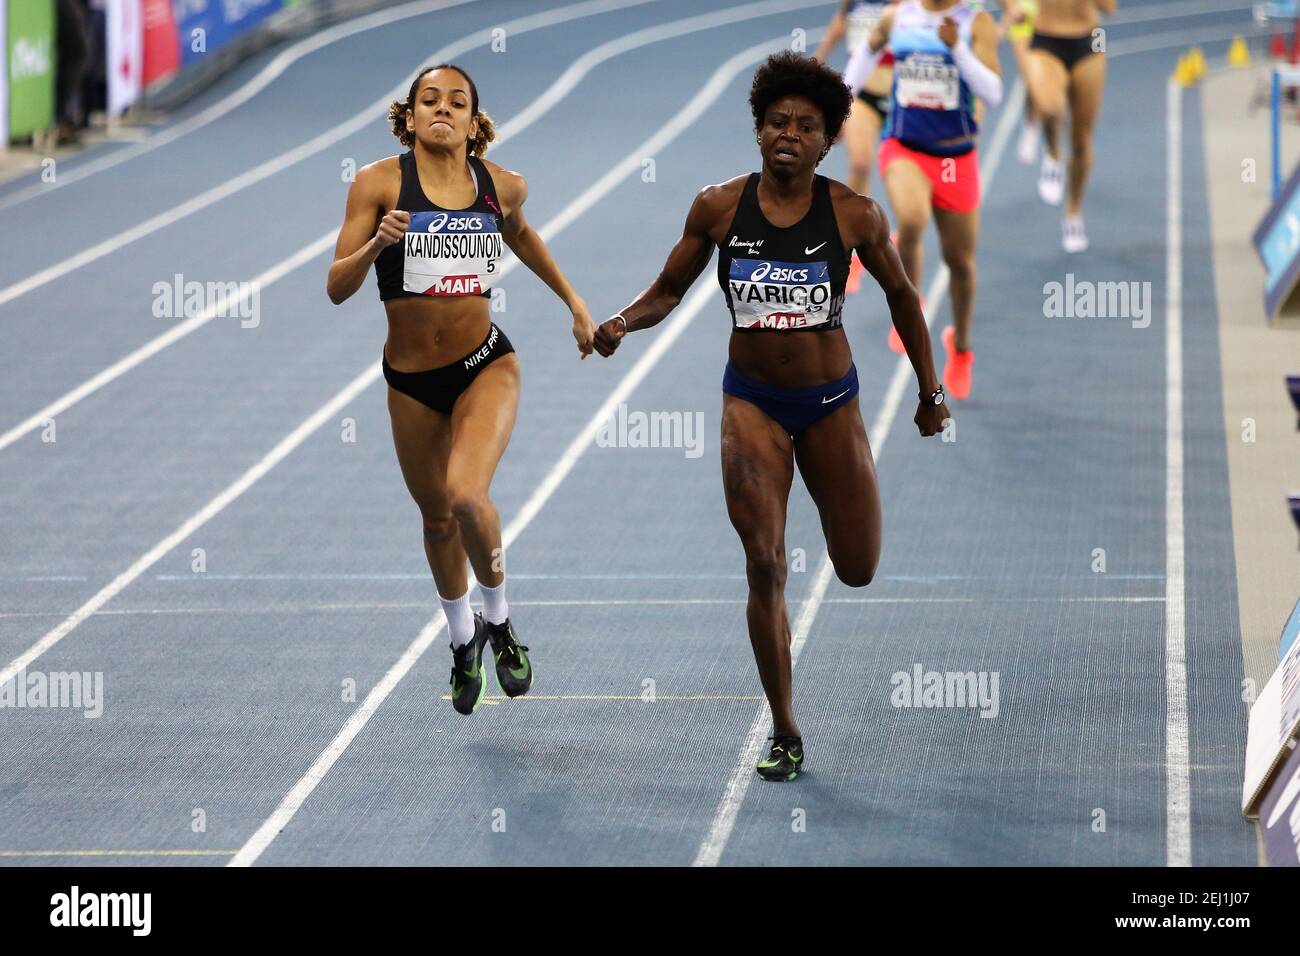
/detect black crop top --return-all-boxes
[375,151,504,301]
[716,172,849,332]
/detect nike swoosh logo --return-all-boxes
[804,242,827,254]
[509,658,530,680]
[822,387,851,404]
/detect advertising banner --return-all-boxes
[7,0,55,140]
[174,0,283,67]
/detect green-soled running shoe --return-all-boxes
[756,734,804,781]
[484,615,532,698]
[449,616,489,715]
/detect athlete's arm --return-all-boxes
[847,194,948,436]
[592,185,720,358]
[1095,0,1116,15]
[943,11,1002,107]
[842,7,894,93]
[811,0,853,62]
[327,161,405,305]
[494,165,596,358]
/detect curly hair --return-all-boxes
[388,63,496,157]
[748,51,853,165]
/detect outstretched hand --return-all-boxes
[592,316,627,357]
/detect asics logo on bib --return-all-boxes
[750,261,810,283]
[425,212,487,232]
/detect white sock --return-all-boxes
[479,578,509,625]
[439,586,476,647]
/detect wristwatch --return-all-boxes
[920,385,945,406]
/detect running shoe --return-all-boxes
[756,734,805,782]
[449,617,489,715]
[846,251,865,294]
[1037,155,1064,206]
[942,325,974,400]
[484,614,533,698]
[1062,216,1089,254]
[1016,120,1040,165]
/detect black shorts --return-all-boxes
[1029,31,1099,71]
[856,88,890,122]
[382,322,515,415]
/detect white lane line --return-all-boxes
[134,571,1164,581]
[0,0,653,313]
[0,0,482,211]
[0,0,830,454]
[692,78,1026,869]
[1164,77,1190,868]
[0,595,1166,620]
[227,30,822,869]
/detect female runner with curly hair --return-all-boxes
[593,53,949,781]
[327,64,596,716]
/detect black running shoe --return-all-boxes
[449,617,489,715]
[483,615,532,698]
[756,734,804,781]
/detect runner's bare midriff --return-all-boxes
[1034,0,1102,37]
[384,295,492,371]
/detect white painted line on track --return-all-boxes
[1164,76,1190,869]
[0,595,1165,620]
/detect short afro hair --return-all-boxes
[748,51,853,165]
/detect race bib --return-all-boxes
[403,210,503,297]
[728,258,842,331]
[894,53,960,110]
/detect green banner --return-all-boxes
[8,0,55,139]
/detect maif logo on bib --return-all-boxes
[728,258,835,330]
[403,210,503,297]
